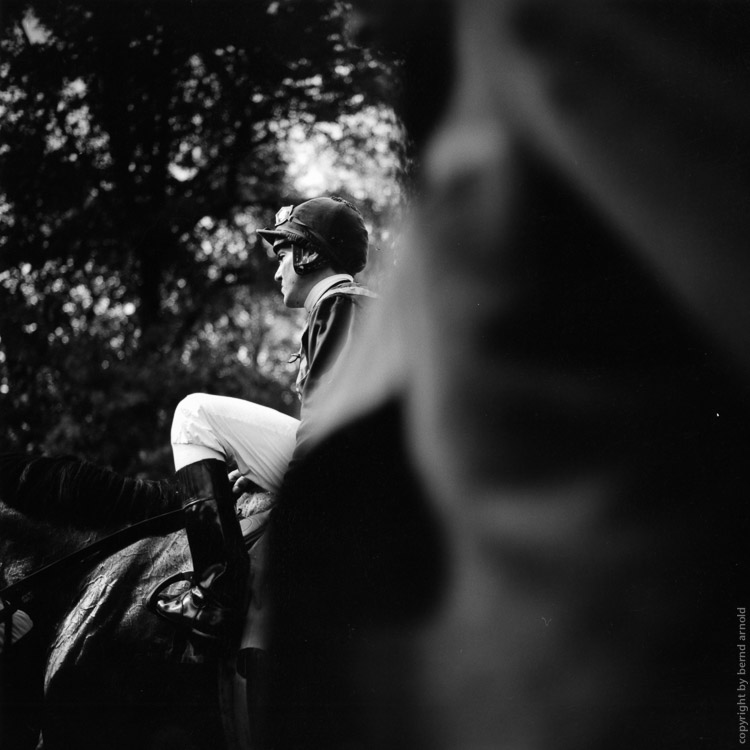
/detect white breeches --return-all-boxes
[170,393,300,492]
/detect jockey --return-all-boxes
[154,196,377,640]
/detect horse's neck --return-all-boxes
[0,503,96,590]
[0,453,178,530]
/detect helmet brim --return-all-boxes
[257,227,284,243]
[257,225,309,248]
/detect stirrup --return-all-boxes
[146,570,209,639]
[147,571,221,641]
[146,570,196,618]
[147,570,239,641]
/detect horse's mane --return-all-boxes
[0,452,180,531]
[0,501,96,584]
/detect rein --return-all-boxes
[0,506,185,652]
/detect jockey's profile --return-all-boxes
[153,195,377,639]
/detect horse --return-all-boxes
[0,452,257,750]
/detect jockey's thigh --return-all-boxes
[171,393,299,492]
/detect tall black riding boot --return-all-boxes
[153,459,249,640]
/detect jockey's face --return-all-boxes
[274,244,303,307]
[273,243,322,308]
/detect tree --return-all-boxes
[0,0,406,474]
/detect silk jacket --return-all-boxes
[293,281,376,456]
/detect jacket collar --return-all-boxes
[303,274,354,313]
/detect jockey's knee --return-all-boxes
[175,392,210,416]
[171,393,218,436]
[170,394,228,469]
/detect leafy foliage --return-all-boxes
[0,0,406,475]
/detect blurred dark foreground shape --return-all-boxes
[264,3,750,749]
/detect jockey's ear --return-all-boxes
[292,244,329,276]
